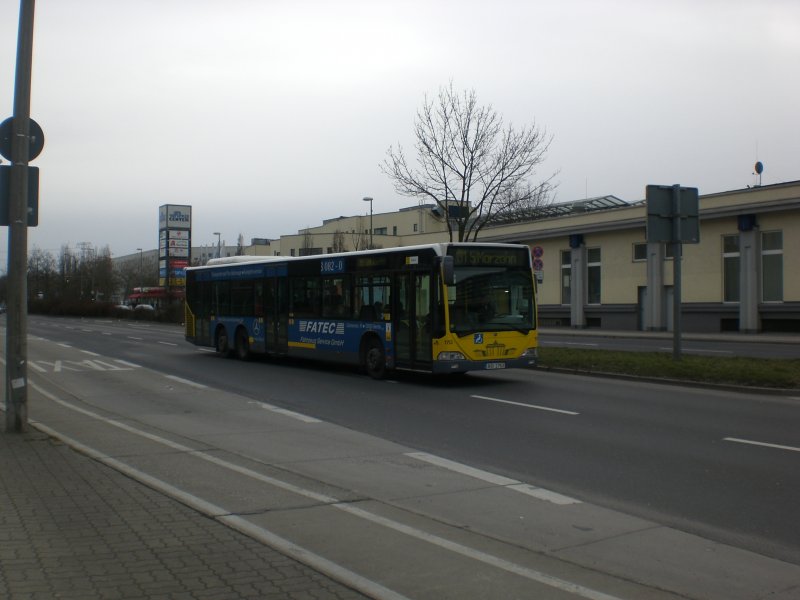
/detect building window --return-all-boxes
[634,242,674,261]
[722,234,739,302]
[587,247,601,305]
[374,227,387,235]
[392,225,397,236]
[560,250,571,305]
[762,231,783,302]
[413,223,418,232]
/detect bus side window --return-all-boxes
[322,277,348,318]
[254,282,264,317]
[291,277,321,318]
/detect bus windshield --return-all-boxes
[447,266,535,335]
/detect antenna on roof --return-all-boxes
[754,161,764,187]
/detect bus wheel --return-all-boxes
[235,327,251,361]
[216,327,233,357]
[364,337,386,380]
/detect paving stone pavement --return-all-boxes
[0,430,368,600]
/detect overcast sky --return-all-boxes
[1,0,798,262]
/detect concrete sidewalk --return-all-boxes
[0,427,366,600]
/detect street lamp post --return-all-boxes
[136,248,143,290]
[213,232,221,258]
[363,197,373,249]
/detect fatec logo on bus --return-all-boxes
[299,321,345,335]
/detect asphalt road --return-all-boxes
[19,316,800,567]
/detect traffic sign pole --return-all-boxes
[5,0,36,433]
[646,183,700,362]
[672,185,682,361]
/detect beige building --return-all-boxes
[250,182,799,334]
[244,203,448,257]
[478,181,799,333]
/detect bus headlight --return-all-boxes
[437,351,466,361]
[520,348,538,358]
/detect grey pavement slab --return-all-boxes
[249,499,682,600]
[122,449,363,515]
[196,423,409,464]
[281,451,497,501]
[557,525,800,600]
[391,485,656,554]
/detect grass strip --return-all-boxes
[537,347,800,389]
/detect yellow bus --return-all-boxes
[185,243,538,378]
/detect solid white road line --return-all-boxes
[158,341,179,346]
[164,374,208,389]
[406,452,581,505]
[250,401,322,424]
[471,394,580,415]
[406,451,517,485]
[114,359,141,368]
[723,437,800,454]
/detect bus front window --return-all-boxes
[447,267,534,334]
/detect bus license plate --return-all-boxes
[485,362,506,370]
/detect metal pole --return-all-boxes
[672,184,682,361]
[5,0,35,433]
[363,197,373,249]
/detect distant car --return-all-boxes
[134,304,155,312]
[114,304,133,311]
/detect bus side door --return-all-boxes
[394,272,432,369]
[265,277,288,355]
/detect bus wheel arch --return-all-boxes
[234,326,251,361]
[215,325,233,357]
[361,334,386,379]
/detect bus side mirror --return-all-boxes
[442,256,455,286]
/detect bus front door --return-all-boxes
[394,272,432,369]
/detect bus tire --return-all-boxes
[363,336,386,380]
[235,327,251,361]
[215,327,233,358]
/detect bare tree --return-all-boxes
[332,229,347,253]
[28,246,57,300]
[58,245,79,300]
[236,233,245,256]
[383,83,557,241]
[349,217,369,251]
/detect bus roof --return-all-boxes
[188,242,529,272]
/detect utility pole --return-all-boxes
[5,0,36,432]
[363,197,373,249]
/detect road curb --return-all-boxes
[533,365,800,397]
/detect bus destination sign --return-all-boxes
[450,247,528,267]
